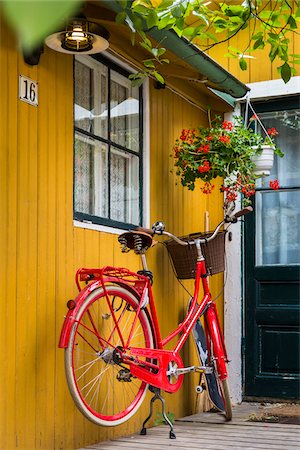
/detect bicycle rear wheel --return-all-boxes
[65,285,155,426]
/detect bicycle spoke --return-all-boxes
[75,356,100,381]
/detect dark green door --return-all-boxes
[244,97,300,399]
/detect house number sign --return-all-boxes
[19,75,38,106]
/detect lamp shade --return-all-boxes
[45,19,109,54]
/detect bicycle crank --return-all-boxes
[171,365,213,376]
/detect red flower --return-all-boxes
[218,135,231,144]
[198,161,211,173]
[250,114,258,120]
[197,144,210,153]
[180,128,196,141]
[222,120,233,131]
[202,182,215,194]
[267,127,278,137]
[207,135,213,141]
[269,179,280,190]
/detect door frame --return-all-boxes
[224,76,300,404]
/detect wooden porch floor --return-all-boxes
[80,403,300,450]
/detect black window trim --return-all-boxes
[73,54,144,231]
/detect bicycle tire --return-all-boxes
[219,378,232,421]
[210,336,232,421]
[65,285,155,426]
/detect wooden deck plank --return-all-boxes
[152,423,300,437]
[80,404,300,450]
[82,427,300,450]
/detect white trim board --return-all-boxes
[245,76,300,100]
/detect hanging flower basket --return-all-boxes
[252,144,275,177]
[173,113,284,207]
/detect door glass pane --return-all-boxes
[110,71,139,152]
[256,109,300,188]
[256,189,300,265]
[74,132,108,217]
[110,148,140,225]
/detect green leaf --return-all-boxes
[156,47,166,57]
[146,10,158,29]
[287,15,298,29]
[153,71,165,84]
[239,57,248,70]
[115,11,127,24]
[140,41,153,52]
[269,45,279,62]
[131,31,136,46]
[253,38,265,49]
[279,62,292,83]
[172,6,182,19]
[143,59,156,68]
[2,0,82,50]
[251,32,263,40]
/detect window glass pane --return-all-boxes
[110,70,139,152]
[256,109,300,188]
[74,132,108,218]
[256,190,300,266]
[110,148,140,225]
[74,60,108,139]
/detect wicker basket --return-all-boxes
[164,231,226,279]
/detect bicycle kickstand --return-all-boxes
[140,385,176,439]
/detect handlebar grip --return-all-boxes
[225,206,253,223]
[233,206,253,219]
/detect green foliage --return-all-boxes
[123,0,300,84]
[2,0,82,50]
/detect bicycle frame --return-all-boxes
[59,253,227,395]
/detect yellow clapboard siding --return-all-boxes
[1,23,19,450]
[0,14,227,450]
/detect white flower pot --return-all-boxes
[252,145,274,177]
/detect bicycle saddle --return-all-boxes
[118,231,155,254]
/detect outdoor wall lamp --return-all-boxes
[45,17,110,55]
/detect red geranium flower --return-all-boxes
[218,135,231,144]
[222,120,233,131]
[267,127,278,137]
[269,179,280,190]
[198,161,211,173]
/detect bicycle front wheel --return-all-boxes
[216,377,232,421]
[210,337,232,421]
[65,285,155,426]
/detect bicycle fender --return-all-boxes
[58,280,143,348]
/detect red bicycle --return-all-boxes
[59,207,252,438]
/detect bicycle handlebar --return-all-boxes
[134,206,252,246]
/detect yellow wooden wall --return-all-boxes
[0,16,224,450]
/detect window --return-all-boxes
[74,55,143,229]
[254,97,300,265]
